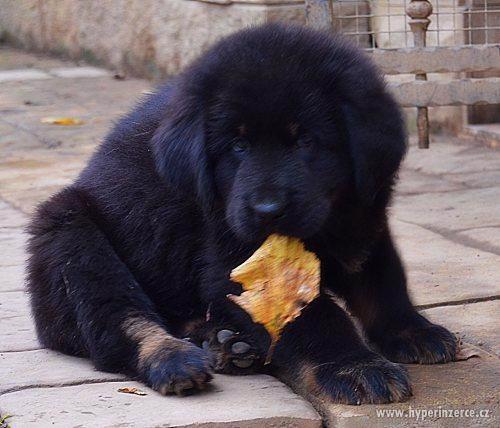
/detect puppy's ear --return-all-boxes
[151,95,214,210]
[343,92,407,205]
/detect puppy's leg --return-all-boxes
[271,295,411,405]
[336,230,457,364]
[27,189,212,395]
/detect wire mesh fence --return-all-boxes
[332,0,500,50]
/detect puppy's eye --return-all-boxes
[232,139,249,154]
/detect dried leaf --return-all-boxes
[0,414,13,427]
[229,234,320,364]
[455,343,481,361]
[117,386,147,396]
[41,117,84,125]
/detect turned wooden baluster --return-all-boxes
[407,0,433,148]
[305,0,333,31]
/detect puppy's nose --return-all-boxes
[252,198,285,220]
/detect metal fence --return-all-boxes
[305,0,500,147]
[331,0,500,49]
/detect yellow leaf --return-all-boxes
[41,117,84,125]
[229,234,320,364]
[117,386,147,396]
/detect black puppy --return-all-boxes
[27,23,456,404]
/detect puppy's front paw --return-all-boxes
[375,321,457,364]
[203,328,264,374]
[303,352,411,405]
[140,339,213,395]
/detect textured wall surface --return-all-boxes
[0,0,305,79]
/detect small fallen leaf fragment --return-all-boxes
[455,343,481,361]
[117,386,147,396]
[0,414,13,426]
[229,234,320,364]
[41,117,84,125]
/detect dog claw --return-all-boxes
[217,329,235,344]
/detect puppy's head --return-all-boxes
[152,23,406,242]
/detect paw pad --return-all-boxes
[232,341,251,354]
[217,329,235,344]
[206,328,262,372]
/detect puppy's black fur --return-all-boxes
[27,23,456,404]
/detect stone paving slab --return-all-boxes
[0,291,40,352]
[393,187,500,233]
[464,124,500,150]
[421,301,500,356]
[395,168,467,196]
[0,227,27,267]
[0,76,149,118]
[0,46,72,71]
[0,377,322,428]
[0,264,26,292]
[0,148,91,213]
[391,219,500,307]
[49,66,111,78]
[0,201,27,228]
[0,315,39,352]
[445,168,500,189]
[0,349,125,395]
[403,140,500,176]
[0,69,51,82]
[458,227,500,253]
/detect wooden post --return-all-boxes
[406,0,433,148]
[305,0,333,31]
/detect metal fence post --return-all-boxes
[407,0,433,148]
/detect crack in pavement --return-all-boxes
[451,224,500,233]
[404,164,500,178]
[0,377,127,396]
[416,294,500,311]
[396,184,498,196]
[0,346,44,353]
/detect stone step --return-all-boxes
[0,376,322,428]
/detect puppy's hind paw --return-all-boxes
[376,322,458,364]
[303,352,412,405]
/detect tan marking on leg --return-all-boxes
[299,362,322,396]
[122,317,183,369]
[275,361,322,398]
[383,362,412,402]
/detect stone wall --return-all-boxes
[0,0,306,80]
